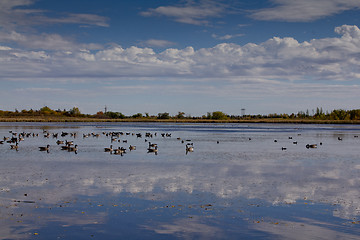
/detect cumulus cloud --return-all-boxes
[0,25,359,83]
[140,0,228,25]
[250,0,360,22]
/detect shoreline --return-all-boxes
[0,117,360,124]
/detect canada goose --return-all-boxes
[113,147,126,154]
[129,145,136,151]
[56,140,64,145]
[186,144,194,152]
[104,145,113,152]
[306,144,317,149]
[61,145,69,150]
[338,137,342,141]
[39,145,50,151]
[68,145,78,152]
[147,146,158,153]
[10,143,18,150]
[148,142,157,148]
[281,147,287,151]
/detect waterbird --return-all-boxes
[10,143,18,150]
[61,145,69,150]
[186,143,194,152]
[56,140,64,145]
[39,145,50,152]
[147,146,158,153]
[306,144,317,149]
[129,145,136,151]
[281,147,287,151]
[113,147,126,155]
[104,145,113,152]
[68,145,78,152]
[148,142,157,148]
[338,137,343,141]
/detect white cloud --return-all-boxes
[250,0,360,22]
[0,46,12,51]
[140,0,228,25]
[0,0,109,30]
[141,39,176,48]
[211,33,244,40]
[0,31,103,51]
[0,25,360,83]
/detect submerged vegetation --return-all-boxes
[1,106,360,123]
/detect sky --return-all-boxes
[0,0,360,116]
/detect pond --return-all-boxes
[1,122,360,239]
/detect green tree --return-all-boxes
[40,106,55,115]
[175,111,185,119]
[132,113,143,118]
[211,111,228,120]
[105,111,125,119]
[69,107,81,116]
[157,112,170,119]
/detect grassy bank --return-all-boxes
[1,116,360,124]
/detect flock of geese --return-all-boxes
[0,130,195,155]
[2,129,357,155]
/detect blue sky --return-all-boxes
[1,0,360,116]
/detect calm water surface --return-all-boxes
[1,122,360,239]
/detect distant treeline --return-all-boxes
[1,106,360,121]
